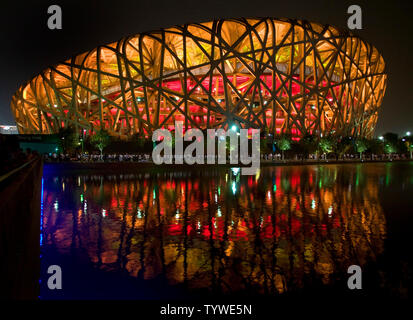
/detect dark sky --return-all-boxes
[0,0,411,135]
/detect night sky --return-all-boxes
[0,0,411,135]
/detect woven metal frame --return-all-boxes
[11,18,386,138]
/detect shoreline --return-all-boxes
[43,158,413,174]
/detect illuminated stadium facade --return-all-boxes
[11,18,386,139]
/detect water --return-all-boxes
[39,162,413,299]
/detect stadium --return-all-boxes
[10,18,386,139]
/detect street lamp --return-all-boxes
[406,131,411,136]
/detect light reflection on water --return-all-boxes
[41,164,391,295]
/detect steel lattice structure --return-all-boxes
[11,18,386,138]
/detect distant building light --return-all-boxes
[378,136,384,141]
[0,125,18,134]
[407,131,411,136]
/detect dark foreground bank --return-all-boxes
[0,157,43,299]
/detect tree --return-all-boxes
[334,136,353,160]
[383,133,398,160]
[299,134,318,159]
[355,138,368,160]
[384,142,397,159]
[57,126,77,154]
[276,134,291,160]
[132,133,146,151]
[318,136,334,159]
[383,132,398,144]
[291,140,304,160]
[396,138,407,155]
[90,129,111,156]
[405,136,413,159]
[260,136,271,155]
[368,138,384,158]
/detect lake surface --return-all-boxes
[39,162,413,299]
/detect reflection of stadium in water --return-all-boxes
[42,164,386,294]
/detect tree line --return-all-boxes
[56,126,413,160]
[263,132,412,160]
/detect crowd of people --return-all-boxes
[42,151,411,164]
[260,152,409,161]
[44,152,152,163]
